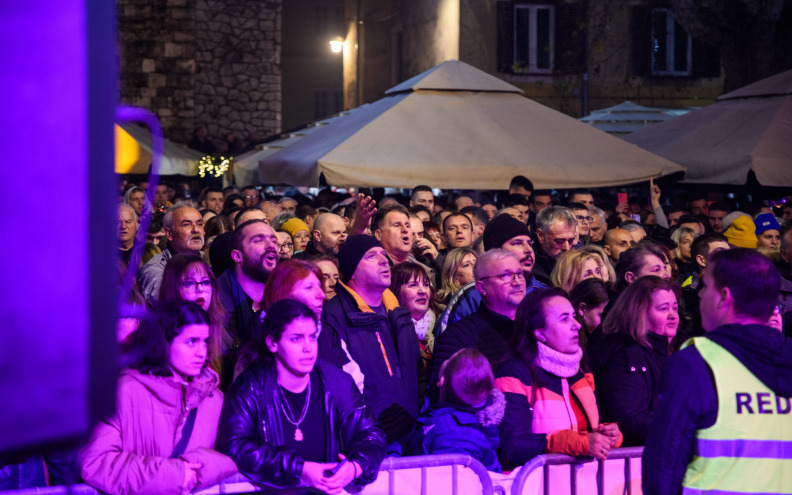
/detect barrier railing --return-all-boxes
[510,446,644,495]
[371,454,495,495]
[0,449,643,495]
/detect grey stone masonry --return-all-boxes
[119,0,282,146]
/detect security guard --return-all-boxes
[643,248,792,495]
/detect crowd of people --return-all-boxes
[3,176,791,494]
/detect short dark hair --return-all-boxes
[372,204,410,231]
[203,185,222,200]
[503,193,529,207]
[126,300,211,376]
[411,185,433,199]
[409,204,431,217]
[531,189,553,205]
[569,188,593,199]
[459,206,489,227]
[234,206,265,228]
[708,248,780,321]
[231,219,270,251]
[297,204,319,220]
[567,201,587,212]
[509,175,534,192]
[443,211,473,232]
[691,232,729,267]
[708,201,730,213]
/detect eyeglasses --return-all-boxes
[181,280,212,291]
[775,303,787,314]
[479,271,525,284]
[575,215,594,222]
[278,242,294,250]
[243,195,258,200]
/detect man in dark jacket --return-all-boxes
[320,235,420,444]
[429,249,527,402]
[643,248,792,495]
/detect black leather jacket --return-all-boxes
[216,359,387,489]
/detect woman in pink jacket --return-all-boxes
[80,300,237,495]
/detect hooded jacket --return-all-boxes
[319,282,420,442]
[642,324,792,495]
[80,368,237,495]
[216,359,386,489]
[417,389,506,472]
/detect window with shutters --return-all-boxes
[497,1,585,76]
[513,4,555,74]
[651,8,692,76]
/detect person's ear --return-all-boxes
[536,228,545,244]
[534,329,545,342]
[265,335,278,354]
[624,271,637,284]
[475,280,486,295]
[577,302,587,315]
[231,249,243,264]
[374,229,383,241]
[437,376,445,388]
[164,226,175,242]
[695,254,707,269]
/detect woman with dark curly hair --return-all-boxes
[217,299,386,494]
[80,300,237,495]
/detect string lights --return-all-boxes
[198,155,231,178]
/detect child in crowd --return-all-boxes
[417,348,505,472]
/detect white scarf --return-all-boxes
[411,311,433,340]
[535,342,583,378]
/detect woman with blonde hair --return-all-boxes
[589,276,681,446]
[436,247,478,304]
[550,250,606,294]
[579,244,615,284]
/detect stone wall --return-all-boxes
[119,0,282,146]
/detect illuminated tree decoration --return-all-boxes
[198,155,231,178]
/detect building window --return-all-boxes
[651,8,691,76]
[513,4,555,73]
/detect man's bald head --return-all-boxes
[313,212,348,254]
[603,228,634,264]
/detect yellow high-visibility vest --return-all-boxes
[681,337,792,495]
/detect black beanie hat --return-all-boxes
[483,214,531,251]
[337,234,383,282]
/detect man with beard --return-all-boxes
[217,219,278,344]
[138,202,205,306]
[293,212,347,259]
[320,235,420,444]
[435,214,545,335]
[429,249,528,402]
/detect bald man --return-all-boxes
[294,212,348,258]
[603,228,635,265]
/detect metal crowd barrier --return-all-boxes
[1,449,643,495]
[510,446,644,495]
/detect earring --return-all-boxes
[581,312,587,320]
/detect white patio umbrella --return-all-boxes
[260,60,684,189]
[623,69,792,186]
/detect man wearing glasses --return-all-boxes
[429,249,529,402]
[568,201,593,246]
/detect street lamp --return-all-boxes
[329,36,344,53]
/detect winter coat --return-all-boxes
[417,390,506,472]
[495,356,621,468]
[642,324,792,495]
[216,359,386,490]
[80,368,237,495]
[320,282,420,443]
[589,331,669,446]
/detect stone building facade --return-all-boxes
[119,0,282,146]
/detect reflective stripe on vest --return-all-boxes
[681,337,792,495]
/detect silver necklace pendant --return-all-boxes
[294,428,304,441]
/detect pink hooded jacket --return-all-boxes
[80,368,237,495]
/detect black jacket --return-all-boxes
[320,283,420,443]
[532,248,555,287]
[216,359,386,490]
[642,324,792,495]
[429,304,515,403]
[589,331,669,446]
